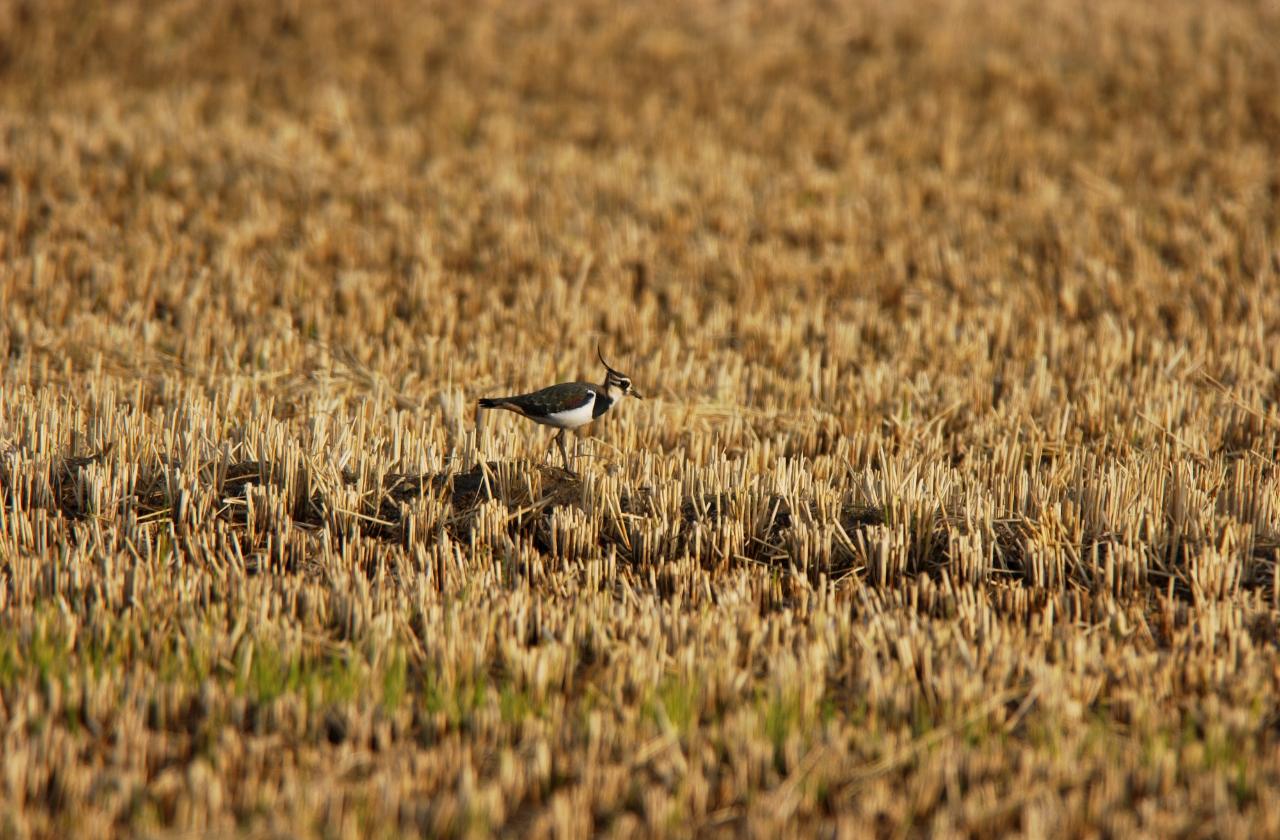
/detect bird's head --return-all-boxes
[599,345,642,401]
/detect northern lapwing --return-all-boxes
[477,347,642,472]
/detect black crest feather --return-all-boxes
[597,344,622,376]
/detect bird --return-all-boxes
[477,347,642,472]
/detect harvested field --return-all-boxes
[2,0,1280,836]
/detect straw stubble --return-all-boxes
[0,0,1278,836]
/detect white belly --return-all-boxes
[534,396,596,429]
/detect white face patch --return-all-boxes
[605,382,627,401]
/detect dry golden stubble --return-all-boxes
[0,0,1278,837]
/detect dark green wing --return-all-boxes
[491,382,594,417]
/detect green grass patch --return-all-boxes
[650,675,700,735]
[235,639,366,706]
[423,667,489,727]
[381,647,408,712]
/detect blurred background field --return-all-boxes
[1,0,1279,836]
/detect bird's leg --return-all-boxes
[555,429,573,473]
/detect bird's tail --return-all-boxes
[477,397,502,409]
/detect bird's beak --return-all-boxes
[631,390,643,399]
